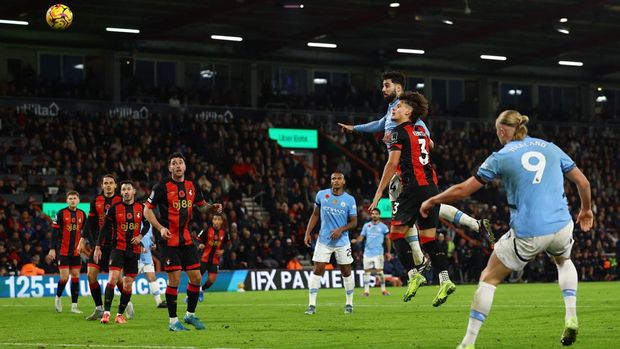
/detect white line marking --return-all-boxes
[0,343,202,349]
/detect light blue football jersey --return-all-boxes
[353,98,430,148]
[139,225,154,265]
[361,221,390,257]
[477,136,575,238]
[314,189,357,247]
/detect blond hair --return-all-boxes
[497,110,529,141]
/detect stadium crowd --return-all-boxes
[0,106,618,284]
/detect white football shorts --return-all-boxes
[138,260,155,274]
[312,242,353,265]
[363,254,385,270]
[494,221,574,271]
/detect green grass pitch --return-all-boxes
[0,282,617,348]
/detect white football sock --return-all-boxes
[440,204,479,232]
[405,226,424,265]
[462,281,496,346]
[439,270,451,284]
[149,281,162,304]
[363,272,371,293]
[308,273,322,307]
[557,259,578,321]
[377,271,386,291]
[169,317,178,324]
[343,275,355,305]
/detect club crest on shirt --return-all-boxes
[188,189,193,197]
[136,212,141,219]
[340,202,346,207]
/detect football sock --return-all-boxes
[56,279,68,298]
[308,273,321,306]
[378,271,386,291]
[557,259,578,321]
[363,272,371,293]
[90,281,103,307]
[343,274,354,305]
[440,204,479,232]
[393,238,415,271]
[186,283,200,313]
[405,226,425,265]
[104,282,115,312]
[118,287,131,315]
[462,281,496,346]
[421,237,451,282]
[149,281,162,304]
[165,286,178,318]
[201,278,214,291]
[70,277,80,303]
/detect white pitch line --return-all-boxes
[0,343,251,349]
[0,343,201,349]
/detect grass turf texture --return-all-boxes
[0,282,617,349]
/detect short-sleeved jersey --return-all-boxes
[99,202,149,254]
[197,226,226,265]
[84,194,122,246]
[360,221,390,257]
[145,179,207,247]
[140,226,154,265]
[314,189,357,248]
[52,208,87,257]
[476,136,575,238]
[388,120,438,188]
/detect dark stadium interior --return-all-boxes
[1,0,619,286]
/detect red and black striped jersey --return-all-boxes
[52,207,87,257]
[98,202,149,254]
[83,194,122,246]
[197,227,226,265]
[388,121,438,188]
[145,179,207,247]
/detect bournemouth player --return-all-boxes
[338,72,492,272]
[197,213,227,295]
[420,110,592,348]
[370,91,455,307]
[139,226,167,308]
[48,191,86,313]
[351,208,390,296]
[303,172,358,315]
[80,174,123,321]
[94,180,149,324]
[144,152,222,331]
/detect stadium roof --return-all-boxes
[3,0,620,82]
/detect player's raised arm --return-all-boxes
[339,116,387,134]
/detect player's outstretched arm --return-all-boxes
[565,167,593,231]
[420,176,484,218]
[304,206,320,247]
[352,116,387,134]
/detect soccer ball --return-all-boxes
[46,4,73,30]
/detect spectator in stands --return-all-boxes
[20,255,45,276]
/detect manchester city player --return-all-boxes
[420,110,592,348]
[352,208,390,296]
[304,172,358,315]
